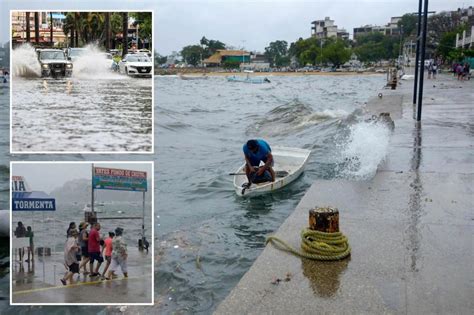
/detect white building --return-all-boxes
[353,16,402,40]
[311,17,349,40]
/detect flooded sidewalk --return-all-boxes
[12,249,152,304]
[216,73,473,314]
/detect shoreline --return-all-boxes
[156,71,385,77]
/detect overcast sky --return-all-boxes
[1,0,472,54]
[12,162,152,193]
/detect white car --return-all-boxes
[118,54,152,77]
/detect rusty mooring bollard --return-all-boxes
[309,206,340,233]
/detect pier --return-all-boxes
[11,250,152,304]
[216,73,473,314]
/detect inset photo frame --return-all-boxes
[10,10,154,154]
[10,161,154,305]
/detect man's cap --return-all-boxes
[247,139,258,150]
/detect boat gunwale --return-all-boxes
[233,147,311,195]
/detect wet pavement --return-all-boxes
[12,250,152,304]
[216,73,473,314]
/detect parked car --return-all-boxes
[118,54,152,77]
[37,49,73,78]
[137,49,152,57]
[66,47,88,62]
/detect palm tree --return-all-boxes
[122,12,128,57]
[105,12,111,50]
[74,12,80,47]
[34,12,39,44]
[63,12,75,47]
[25,12,31,42]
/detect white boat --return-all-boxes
[178,73,209,80]
[82,203,104,213]
[227,75,270,84]
[233,147,311,197]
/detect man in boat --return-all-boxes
[243,139,275,188]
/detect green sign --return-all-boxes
[92,167,147,192]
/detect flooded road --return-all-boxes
[11,45,152,152]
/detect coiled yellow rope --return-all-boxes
[266,228,351,261]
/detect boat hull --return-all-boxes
[227,76,269,84]
[233,147,311,197]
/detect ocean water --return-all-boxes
[154,74,391,313]
[0,73,392,313]
[12,201,153,252]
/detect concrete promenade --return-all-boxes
[216,73,473,314]
[11,249,152,304]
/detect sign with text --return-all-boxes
[11,176,31,192]
[92,167,147,192]
[12,191,56,211]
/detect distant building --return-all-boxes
[454,6,474,49]
[353,16,402,41]
[203,50,250,67]
[458,6,474,25]
[311,17,349,40]
[455,25,474,49]
[11,11,67,46]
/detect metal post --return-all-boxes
[142,192,145,246]
[417,0,429,121]
[91,163,95,215]
[142,191,145,244]
[413,0,423,105]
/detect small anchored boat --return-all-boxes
[83,203,105,213]
[178,73,209,80]
[233,147,311,197]
[227,75,270,84]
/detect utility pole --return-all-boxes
[417,0,429,122]
[413,0,423,106]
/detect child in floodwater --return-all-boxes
[25,226,34,262]
[101,232,115,278]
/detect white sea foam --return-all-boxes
[71,44,123,80]
[339,120,391,179]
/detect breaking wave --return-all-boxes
[247,100,348,137]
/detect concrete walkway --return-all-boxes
[216,73,473,314]
[12,250,152,304]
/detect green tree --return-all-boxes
[354,33,399,62]
[154,52,167,66]
[264,40,290,67]
[181,45,204,66]
[319,39,351,67]
[130,12,152,49]
[397,14,417,39]
[196,37,226,58]
[289,37,322,66]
